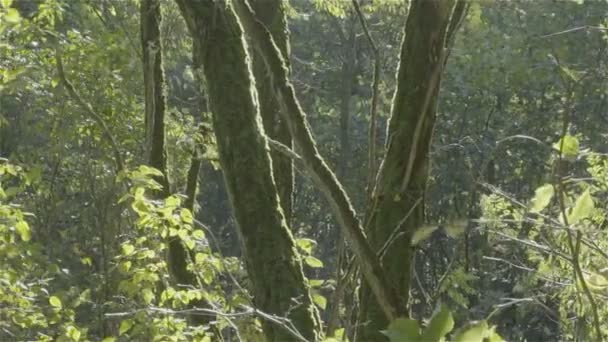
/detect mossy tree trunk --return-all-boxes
[175,1,321,341]
[250,0,294,225]
[357,1,466,340]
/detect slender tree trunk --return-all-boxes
[175,1,321,340]
[141,0,169,193]
[357,1,465,340]
[141,0,212,327]
[250,0,295,225]
[338,19,357,180]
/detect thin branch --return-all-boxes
[54,48,124,172]
[106,305,309,342]
[234,0,408,320]
[351,0,381,200]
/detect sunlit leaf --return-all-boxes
[15,220,31,241]
[568,189,594,225]
[313,293,327,310]
[453,320,488,342]
[553,135,579,158]
[121,243,135,255]
[4,8,21,23]
[381,317,421,342]
[296,238,316,255]
[180,208,193,223]
[49,296,62,309]
[529,184,554,213]
[305,256,323,268]
[412,224,438,245]
[119,319,133,335]
[420,305,454,341]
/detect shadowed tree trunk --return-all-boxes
[357,0,467,340]
[141,0,169,193]
[141,0,212,327]
[175,1,321,340]
[250,0,295,225]
[338,17,357,180]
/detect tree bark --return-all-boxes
[141,0,169,193]
[141,0,213,327]
[337,17,357,180]
[357,1,464,340]
[250,0,295,226]
[233,0,407,323]
[174,1,321,341]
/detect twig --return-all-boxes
[105,305,309,342]
[54,48,124,172]
[351,0,381,200]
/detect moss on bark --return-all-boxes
[250,0,294,225]
[175,1,321,340]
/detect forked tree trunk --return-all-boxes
[174,1,321,341]
[357,0,465,340]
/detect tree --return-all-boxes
[174,1,321,340]
[250,0,295,225]
[358,0,467,339]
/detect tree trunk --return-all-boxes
[250,0,295,226]
[338,18,357,180]
[141,0,169,193]
[357,1,464,340]
[175,1,321,341]
[141,0,212,327]
[234,0,408,323]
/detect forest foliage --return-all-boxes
[1,0,608,341]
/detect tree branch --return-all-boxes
[54,48,124,172]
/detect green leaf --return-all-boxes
[553,135,579,158]
[138,165,164,177]
[586,272,608,290]
[296,238,316,255]
[568,189,594,225]
[102,338,116,342]
[420,305,454,342]
[485,326,505,342]
[141,288,154,304]
[313,293,327,310]
[412,224,438,246]
[192,229,205,239]
[119,319,133,335]
[25,166,41,185]
[80,257,92,266]
[453,321,488,342]
[184,238,195,250]
[529,184,554,213]
[121,243,135,255]
[305,256,324,268]
[49,296,62,309]
[15,220,31,241]
[179,208,193,223]
[381,317,421,342]
[66,325,81,341]
[1,0,13,9]
[309,279,325,287]
[118,261,132,273]
[4,8,21,23]
[444,219,468,238]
